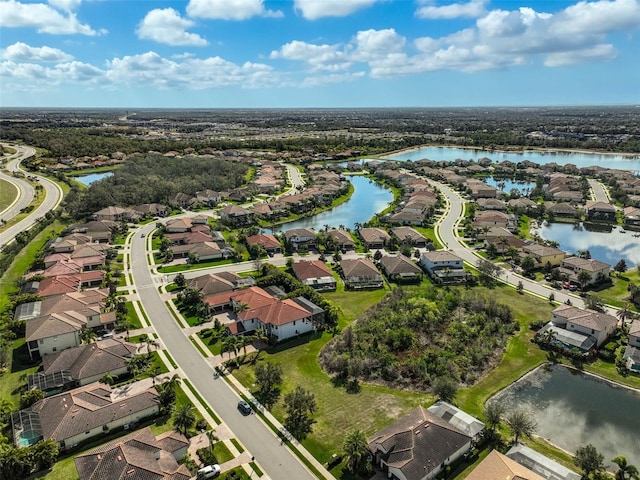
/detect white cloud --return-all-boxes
[0,0,101,35]
[416,0,487,19]
[544,44,617,66]
[0,59,104,86]
[186,0,282,20]
[352,28,406,61]
[137,8,208,46]
[301,71,365,87]
[48,0,82,11]
[0,42,74,62]
[270,40,351,71]
[293,0,382,20]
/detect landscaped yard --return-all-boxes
[125,301,144,329]
[591,269,640,310]
[159,258,234,273]
[197,328,225,356]
[0,338,40,406]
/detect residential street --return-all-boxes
[0,144,63,247]
[130,225,319,480]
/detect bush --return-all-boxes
[197,447,217,466]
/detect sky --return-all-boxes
[1,0,639,108]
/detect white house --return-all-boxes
[550,305,617,348]
[624,319,640,372]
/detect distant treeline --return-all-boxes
[62,153,248,217]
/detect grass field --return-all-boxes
[0,178,18,212]
[0,338,40,406]
[592,269,640,310]
[125,301,143,329]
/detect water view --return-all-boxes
[492,364,640,466]
[74,171,113,186]
[534,222,640,267]
[483,176,535,195]
[387,146,640,172]
[274,175,393,232]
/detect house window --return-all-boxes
[39,339,44,344]
[52,347,57,352]
[293,321,296,326]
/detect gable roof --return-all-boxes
[421,251,463,263]
[292,260,333,280]
[466,450,545,480]
[358,228,391,244]
[368,406,471,480]
[246,233,281,250]
[561,256,610,272]
[74,427,190,480]
[391,227,427,243]
[379,255,422,276]
[553,305,618,332]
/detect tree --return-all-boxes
[521,255,535,274]
[254,362,283,408]
[477,258,501,286]
[174,272,186,288]
[206,429,218,458]
[612,456,640,480]
[342,429,369,475]
[173,403,196,436]
[486,242,498,259]
[156,384,177,413]
[617,304,632,326]
[31,439,59,471]
[20,389,44,409]
[484,401,505,434]
[283,386,317,440]
[505,409,536,444]
[574,444,605,477]
[79,327,98,345]
[517,280,524,293]
[222,335,242,362]
[100,372,115,385]
[432,376,458,403]
[614,259,628,275]
[577,270,592,289]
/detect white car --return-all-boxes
[197,464,221,479]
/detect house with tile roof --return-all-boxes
[74,427,190,480]
[283,228,316,252]
[358,228,391,250]
[505,444,582,480]
[28,339,137,391]
[537,305,618,351]
[585,201,616,221]
[378,255,423,283]
[557,257,611,286]
[340,258,383,289]
[185,271,254,297]
[292,260,337,291]
[368,406,472,480]
[203,286,316,342]
[420,251,467,284]
[246,233,282,254]
[624,319,640,372]
[521,244,566,267]
[327,229,355,250]
[391,227,428,248]
[466,449,546,480]
[12,383,159,450]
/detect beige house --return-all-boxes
[521,244,566,267]
[558,257,611,286]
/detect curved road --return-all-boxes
[0,151,35,223]
[428,177,592,310]
[131,225,317,480]
[0,144,64,248]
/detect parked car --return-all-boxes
[569,284,578,291]
[237,400,252,415]
[197,464,221,479]
[563,282,572,289]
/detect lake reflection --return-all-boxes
[74,171,113,186]
[275,175,393,232]
[492,365,640,466]
[535,222,640,267]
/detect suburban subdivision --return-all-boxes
[1,107,639,480]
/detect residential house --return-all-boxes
[505,444,582,480]
[328,229,355,251]
[426,401,485,443]
[537,305,618,351]
[420,251,467,284]
[246,233,282,254]
[203,287,316,341]
[557,257,611,286]
[28,339,137,391]
[472,210,509,229]
[546,202,579,218]
[292,260,337,291]
[508,198,538,212]
[368,406,472,480]
[467,181,498,199]
[34,272,104,297]
[584,201,616,221]
[358,228,391,250]
[186,271,254,297]
[74,427,190,480]
[283,228,316,252]
[378,255,423,283]
[521,244,566,267]
[92,206,133,222]
[623,206,640,226]
[340,258,383,289]
[477,198,507,211]
[165,218,193,233]
[466,450,545,480]
[170,192,195,208]
[391,227,428,248]
[389,210,425,226]
[195,189,222,206]
[624,319,640,372]
[219,205,254,226]
[132,203,168,218]
[12,382,159,450]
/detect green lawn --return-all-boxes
[233,287,425,464]
[415,226,444,250]
[0,338,40,406]
[159,258,234,273]
[125,301,143,329]
[197,330,224,355]
[0,178,18,212]
[592,270,640,310]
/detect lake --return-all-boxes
[492,364,640,466]
[484,176,535,195]
[386,146,640,172]
[274,175,393,232]
[534,222,640,267]
[74,171,113,186]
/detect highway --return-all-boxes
[131,225,317,480]
[0,144,64,248]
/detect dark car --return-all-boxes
[237,400,252,415]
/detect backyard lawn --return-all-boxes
[592,269,640,310]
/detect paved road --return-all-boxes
[0,147,36,224]
[588,178,612,204]
[280,163,305,196]
[429,178,595,311]
[0,144,64,247]
[131,225,317,480]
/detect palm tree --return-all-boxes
[173,403,196,436]
[0,399,14,422]
[505,409,536,444]
[617,304,632,328]
[79,327,98,345]
[163,373,182,393]
[100,373,115,385]
[206,429,218,457]
[222,335,241,361]
[233,301,250,316]
[612,456,640,480]
[342,429,369,475]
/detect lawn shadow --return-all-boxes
[11,341,38,374]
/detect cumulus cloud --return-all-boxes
[0,0,101,35]
[0,42,74,62]
[186,0,282,20]
[270,40,351,71]
[293,0,382,20]
[416,0,487,19]
[137,8,208,46]
[48,0,82,11]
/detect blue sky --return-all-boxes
[1,0,639,107]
